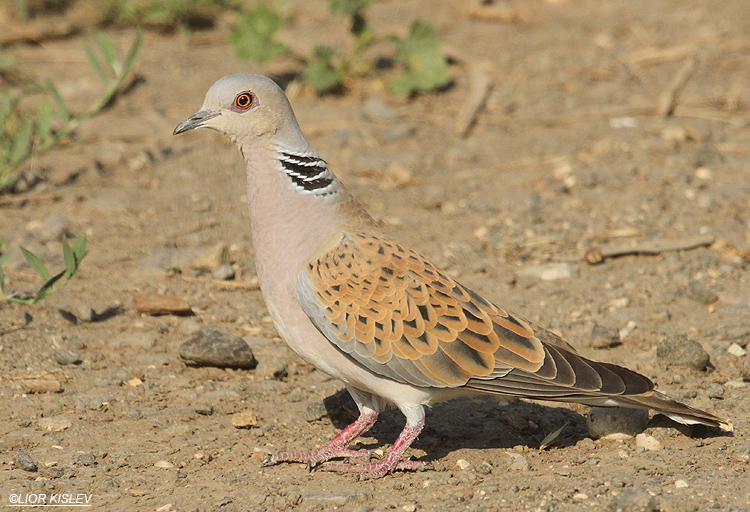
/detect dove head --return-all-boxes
[174,74,305,147]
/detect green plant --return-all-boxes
[230,4,285,64]
[0,27,142,192]
[0,235,88,305]
[229,1,448,96]
[100,0,235,31]
[389,20,450,97]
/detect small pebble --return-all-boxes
[456,459,470,470]
[155,460,175,469]
[635,433,661,451]
[14,451,39,472]
[706,383,724,399]
[54,349,82,366]
[38,416,72,432]
[674,479,689,489]
[255,356,288,380]
[587,407,649,439]
[179,326,257,369]
[19,379,62,394]
[75,305,97,323]
[591,324,620,349]
[134,293,193,316]
[508,456,530,471]
[727,343,746,357]
[656,334,710,370]
[67,335,86,350]
[194,404,214,416]
[684,281,718,305]
[606,488,656,512]
[231,410,258,429]
[304,401,328,422]
[77,453,96,466]
[211,264,235,281]
[743,352,750,381]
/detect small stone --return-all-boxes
[19,379,62,394]
[67,335,86,350]
[190,243,230,271]
[656,334,710,370]
[456,459,470,470]
[402,504,417,512]
[379,162,413,191]
[154,460,175,469]
[211,264,235,280]
[38,416,72,432]
[194,404,213,416]
[38,212,71,241]
[705,383,724,399]
[255,356,288,380]
[361,96,398,121]
[77,453,96,466]
[674,479,689,489]
[591,324,621,349]
[475,461,493,475]
[573,493,589,500]
[508,455,530,471]
[576,437,596,450]
[231,410,258,429]
[635,433,661,451]
[75,305,97,323]
[15,451,38,472]
[126,378,143,387]
[727,343,746,357]
[179,326,257,369]
[179,318,202,336]
[135,293,192,316]
[606,488,656,512]
[587,407,649,439]
[517,262,573,281]
[684,281,719,305]
[54,349,82,365]
[304,401,328,422]
[743,352,750,381]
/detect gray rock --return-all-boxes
[361,96,398,121]
[77,453,96,466]
[656,334,710,370]
[211,264,235,280]
[54,349,82,365]
[14,450,38,472]
[256,356,288,381]
[508,455,530,471]
[706,383,724,399]
[179,325,257,369]
[606,487,657,512]
[684,281,719,305]
[39,212,70,242]
[591,324,621,349]
[304,401,328,422]
[75,305,97,323]
[194,404,213,416]
[67,335,86,350]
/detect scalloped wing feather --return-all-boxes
[297,231,654,400]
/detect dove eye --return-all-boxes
[232,92,256,112]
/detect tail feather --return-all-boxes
[612,391,733,431]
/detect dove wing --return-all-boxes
[297,231,653,398]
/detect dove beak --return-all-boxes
[173,110,220,135]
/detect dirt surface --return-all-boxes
[2,1,750,510]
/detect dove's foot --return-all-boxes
[319,416,427,479]
[263,409,378,468]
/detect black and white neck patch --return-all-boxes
[278,151,336,195]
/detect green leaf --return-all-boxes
[71,234,89,263]
[0,237,9,294]
[19,246,51,282]
[304,46,344,94]
[330,0,369,16]
[93,32,118,71]
[37,98,52,146]
[82,39,108,85]
[33,269,66,303]
[390,20,450,96]
[46,81,70,122]
[121,26,143,79]
[230,5,286,64]
[9,119,33,166]
[62,237,76,278]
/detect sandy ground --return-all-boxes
[1,1,750,510]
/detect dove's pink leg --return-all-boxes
[323,416,427,480]
[265,409,378,467]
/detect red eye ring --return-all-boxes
[235,93,253,108]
